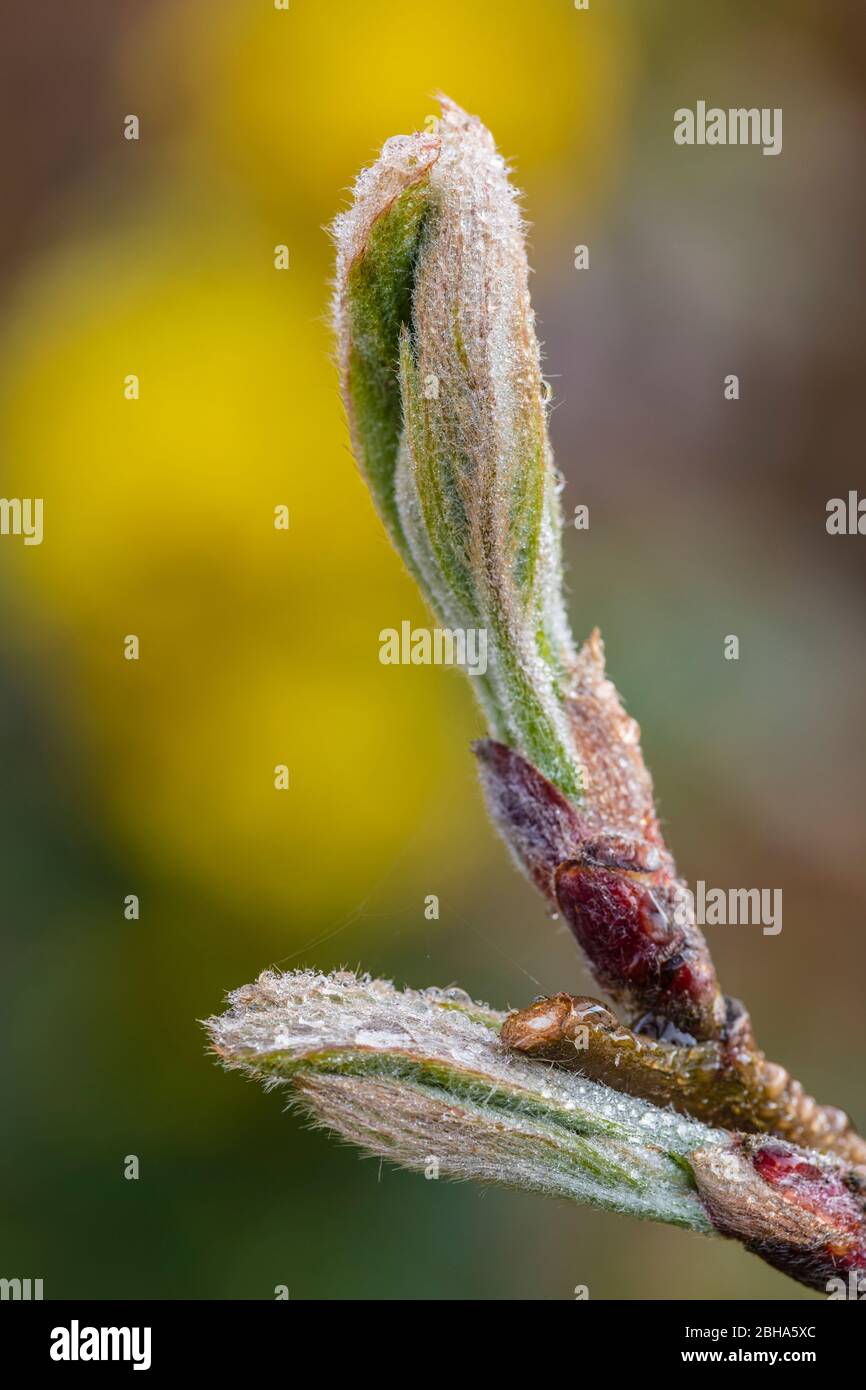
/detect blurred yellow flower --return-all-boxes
[0,0,635,928]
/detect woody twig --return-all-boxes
[477,693,866,1167]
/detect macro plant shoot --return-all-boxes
[5,0,866,1358]
[206,97,866,1299]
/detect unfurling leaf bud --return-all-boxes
[205,968,724,1232]
[332,96,582,798]
[206,970,866,1293]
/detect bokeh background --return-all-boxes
[2,0,865,1300]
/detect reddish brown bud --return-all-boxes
[555,854,724,1040]
[474,736,725,1039]
[473,739,588,899]
[692,1135,866,1292]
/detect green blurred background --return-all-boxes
[2,0,864,1299]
